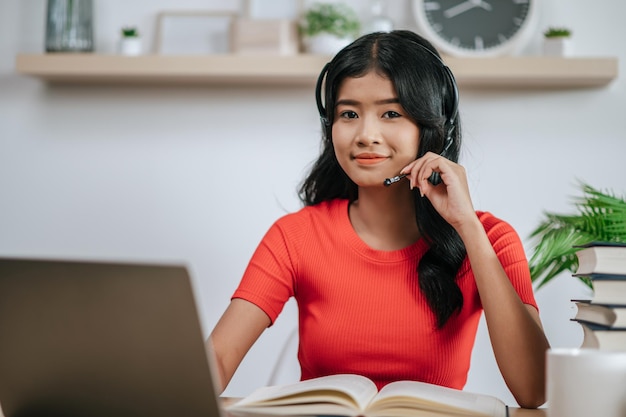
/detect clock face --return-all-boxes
[413,0,537,56]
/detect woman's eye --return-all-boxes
[339,110,358,119]
[383,111,401,119]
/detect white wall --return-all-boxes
[1,0,624,406]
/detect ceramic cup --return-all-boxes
[547,348,626,417]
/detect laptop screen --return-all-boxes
[0,258,223,417]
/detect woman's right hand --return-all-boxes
[400,152,477,231]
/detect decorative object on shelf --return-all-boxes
[543,27,573,57]
[362,0,393,35]
[412,0,538,57]
[45,0,94,52]
[155,11,236,55]
[299,2,360,55]
[528,182,626,289]
[118,27,142,56]
[245,0,302,20]
[232,19,299,55]
[232,0,301,55]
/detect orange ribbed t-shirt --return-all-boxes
[233,199,537,390]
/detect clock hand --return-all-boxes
[443,0,477,19]
[478,1,492,11]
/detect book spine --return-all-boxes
[573,273,626,280]
[573,300,626,308]
[574,241,626,249]
[571,319,626,331]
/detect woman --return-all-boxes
[209,30,549,408]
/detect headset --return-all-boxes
[314,39,459,186]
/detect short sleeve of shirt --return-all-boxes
[232,212,305,324]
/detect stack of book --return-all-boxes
[571,241,626,350]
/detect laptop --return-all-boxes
[0,257,225,417]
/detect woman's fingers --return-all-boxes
[401,152,447,191]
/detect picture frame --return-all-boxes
[155,11,236,55]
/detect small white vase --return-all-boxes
[543,37,574,57]
[304,34,353,55]
[118,37,142,56]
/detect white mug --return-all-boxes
[547,348,626,417]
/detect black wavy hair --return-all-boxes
[298,30,466,328]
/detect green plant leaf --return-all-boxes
[300,2,361,39]
[122,27,139,38]
[528,182,626,289]
[543,27,572,38]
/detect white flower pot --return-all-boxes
[543,37,574,57]
[303,34,353,55]
[118,37,142,56]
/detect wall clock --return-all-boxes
[412,0,538,57]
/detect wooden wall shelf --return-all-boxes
[15,53,618,89]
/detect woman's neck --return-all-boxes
[349,187,421,251]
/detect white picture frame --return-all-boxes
[155,11,236,55]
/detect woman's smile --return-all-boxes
[353,153,388,165]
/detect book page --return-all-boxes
[368,380,507,417]
[229,374,378,411]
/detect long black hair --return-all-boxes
[298,30,466,328]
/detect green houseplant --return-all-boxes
[300,2,361,54]
[528,182,626,289]
[118,26,142,56]
[543,27,572,38]
[542,27,573,56]
[121,26,139,38]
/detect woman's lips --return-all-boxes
[354,154,388,165]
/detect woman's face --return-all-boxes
[331,70,420,188]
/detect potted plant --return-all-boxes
[118,26,142,56]
[299,2,361,55]
[543,27,573,57]
[528,182,626,289]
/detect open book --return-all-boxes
[227,374,508,417]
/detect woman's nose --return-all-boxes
[356,117,382,146]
